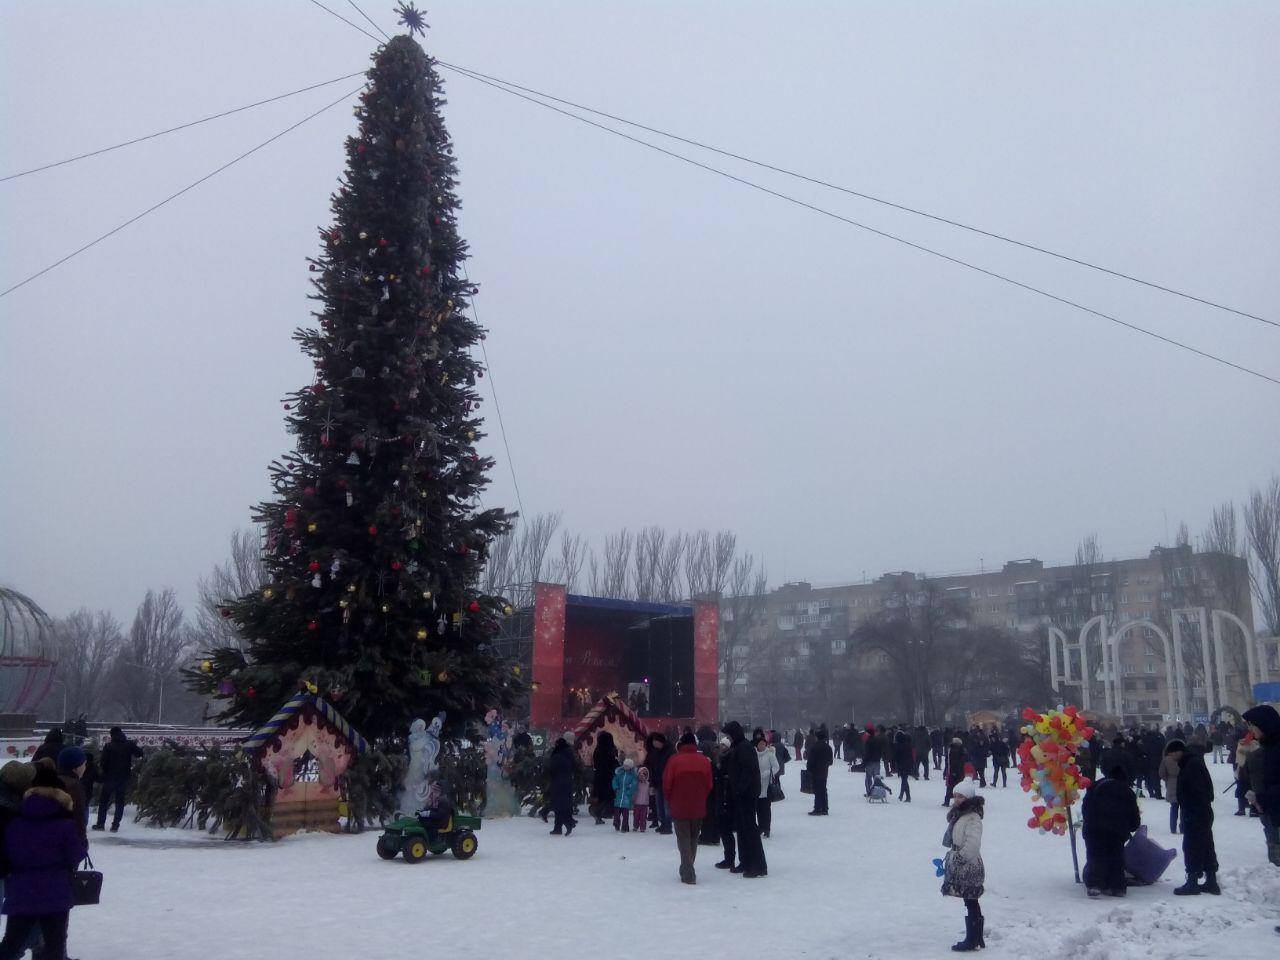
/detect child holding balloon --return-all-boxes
[941,779,986,952]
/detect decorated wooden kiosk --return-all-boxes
[243,692,369,838]
[572,692,651,766]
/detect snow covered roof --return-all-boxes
[242,692,369,757]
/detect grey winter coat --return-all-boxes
[941,796,985,900]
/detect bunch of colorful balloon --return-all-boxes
[1016,705,1094,835]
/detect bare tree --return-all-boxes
[1200,500,1254,703]
[656,533,686,602]
[589,529,633,598]
[52,609,122,720]
[1245,475,1280,636]
[193,529,268,652]
[108,589,190,722]
[632,526,666,601]
[555,531,587,593]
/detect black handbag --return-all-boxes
[72,854,102,906]
[800,769,813,794]
[767,777,784,802]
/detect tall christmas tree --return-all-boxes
[188,15,522,740]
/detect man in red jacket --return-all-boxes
[663,731,713,884]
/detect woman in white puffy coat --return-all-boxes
[754,735,780,838]
[941,780,986,952]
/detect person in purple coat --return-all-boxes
[0,766,89,960]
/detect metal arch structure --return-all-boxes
[0,586,58,714]
[1048,614,1108,712]
[1101,619,1185,719]
[1051,607,1264,721]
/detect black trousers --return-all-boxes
[964,898,983,920]
[0,912,68,960]
[811,771,829,813]
[96,778,128,828]
[756,797,772,836]
[1084,830,1128,891]
[992,763,1007,787]
[898,772,911,800]
[718,811,736,865]
[1182,812,1218,876]
[933,747,944,769]
[733,803,767,873]
[917,755,930,780]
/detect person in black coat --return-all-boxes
[944,738,967,806]
[807,727,834,815]
[989,736,1011,788]
[966,730,989,788]
[590,731,619,825]
[546,737,577,836]
[722,721,767,878]
[893,730,915,802]
[31,730,63,765]
[711,739,736,866]
[1142,727,1166,799]
[1081,765,1141,896]
[645,732,676,833]
[93,726,143,833]
[1174,743,1220,895]
[697,734,722,847]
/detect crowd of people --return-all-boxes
[0,725,144,960]
[541,705,1280,951]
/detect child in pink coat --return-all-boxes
[633,766,651,832]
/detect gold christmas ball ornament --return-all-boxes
[381,603,390,613]
[358,231,368,240]
[416,628,428,640]
[347,583,357,593]
[467,430,476,441]
[200,660,212,673]
[307,522,318,533]
[339,599,349,609]
[422,590,432,600]
[503,605,514,616]
[262,588,275,600]
[305,681,319,694]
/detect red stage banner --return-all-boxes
[693,599,719,726]
[530,583,567,728]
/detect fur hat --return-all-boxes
[0,761,36,791]
[953,779,977,800]
[623,757,635,769]
[952,737,963,746]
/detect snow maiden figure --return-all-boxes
[482,709,520,818]
[402,712,446,813]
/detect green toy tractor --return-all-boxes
[376,813,481,863]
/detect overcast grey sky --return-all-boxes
[2,1,1277,626]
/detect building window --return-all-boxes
[1144,663,1155,674]
[1144,680,1157,691]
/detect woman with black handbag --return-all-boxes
[754,734,780,838]
[0,765,89,960]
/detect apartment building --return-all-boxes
[719,544,1261,727]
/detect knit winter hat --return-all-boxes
[57,746,87,773]
[623,758,635,769]
[953,779,977,800]
[0,761,36,791]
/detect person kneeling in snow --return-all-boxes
[941,780,985,952]
[1081,764,1141,898]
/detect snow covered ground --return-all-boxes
[70,758,1278,959]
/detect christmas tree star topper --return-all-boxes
[396,2,427,36]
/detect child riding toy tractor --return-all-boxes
[376,810,480,862]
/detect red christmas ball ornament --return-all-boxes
[356,143,366,154]
[312,384,325,395]
[303,486,316,497]
[368,525,378,536]
[468,601,481,613]
[419,265,430,275]
[308,560,321,572]
[391,561,403,571]
[246,686,257,698]
[379,238,388,247]
[307,621,318,631]
[219,607,233,619]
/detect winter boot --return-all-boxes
[973,916,985,949]
[1268,842,1280,867]
[1173,873,1201,896]
[1200,872,1220,895]
[951,917,977,952]
[565,819,576,837]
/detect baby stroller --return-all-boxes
[866,775,891,803]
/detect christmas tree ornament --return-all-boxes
[219,607,233,619]
[367,524,378,536]
[346,492,354,506]
[246,686,257,698]
[307,621,318,631]
[339,599,349,609]
[503,605,514,616]
[422,589,432,600]
[468,600,481,613]
[308,561,321,572]
[330,558,341,576]
[311,574,322,588]
[416,627,428,640]
[351,366,366,379]
[390,560,403,571]
[262,588,274,600]
[347,583,357,593]
[380,603,390,613]
[200,660,212,673]
[307,522,318,533]
[346,453,361,465]
[437,615,446,633]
